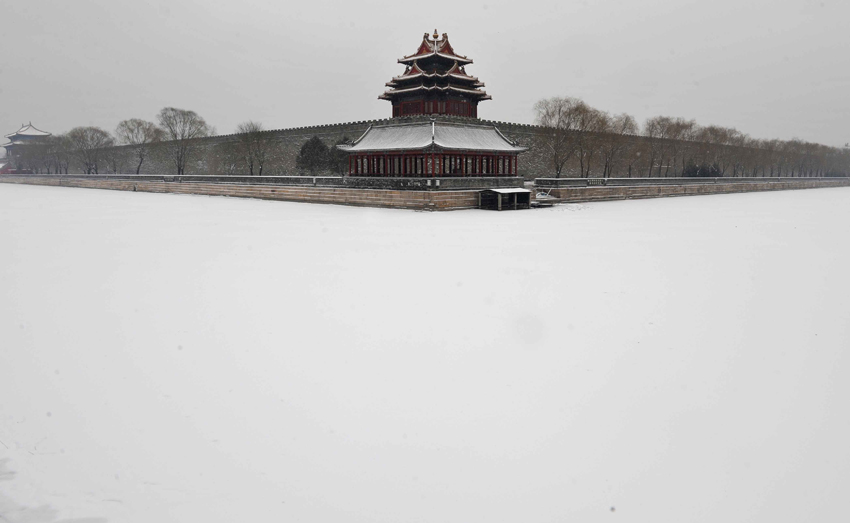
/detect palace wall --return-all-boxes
[0,175,482,211]
[67,116,552,178]
[69,115,844,180]
[540,177,850,202]
[4,174,848,212]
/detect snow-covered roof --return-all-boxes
[388,62,482,86]
[338,121,527,153]
[386,77,485,89]
[379,84,491,100]
[398,32,473,65]
[399,52,473,65]
[484,188,531,194]
[4,123,51,138]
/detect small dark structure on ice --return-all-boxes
[478,188,531,210]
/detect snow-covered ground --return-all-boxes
[2,183,849,523]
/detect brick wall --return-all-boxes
[68,115,552,179]
[0,176,480,211]
[542,178,850,202]
[3,174,847,211]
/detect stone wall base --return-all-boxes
[541,179,850,202]
[0,176,480,211]
[4,176,847,212]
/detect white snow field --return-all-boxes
[2,183,850,523]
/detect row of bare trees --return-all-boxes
[7,108,287,176]
[11,97,846,178]
[534,96,850,178]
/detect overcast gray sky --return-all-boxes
[2,0,848,147]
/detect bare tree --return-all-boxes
[156,107,211,175]
[66,126,114,174]
[666,118,697,176]
[535,96,850,180]
[104,143,129,174]
[235,121,276,176]
[54,134,72,174]
[601,113,638,178]
[573,104,607,177]
[15,142,44,173]
[33,135,71,174]
[644,116,678,177]
[533,97,585,177]
[115,119,164,174]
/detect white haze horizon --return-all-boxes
[1,0,849,148]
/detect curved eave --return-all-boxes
[379,85,491,98]
[339,143,525,153]
[386,79,486,89]
[5,125,51,138]
[398,52,473,65]
[334,121,528,154]
[390,72,481,83]
[436,144,527,153]
[449,73,481,83]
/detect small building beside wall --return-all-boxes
[337,119,527,177]
[479,188,531,210]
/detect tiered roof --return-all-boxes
[379,31,491,103]
[5,123,51,139]
[3,123,51,151]
[397,31,474,65]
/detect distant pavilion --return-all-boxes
[340,120,525,176]
[338,31,526,177]
[3,123,51,166]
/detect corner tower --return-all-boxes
[3,123,51,165]
[380,30,491,118]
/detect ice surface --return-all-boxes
[1,184,850,523]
